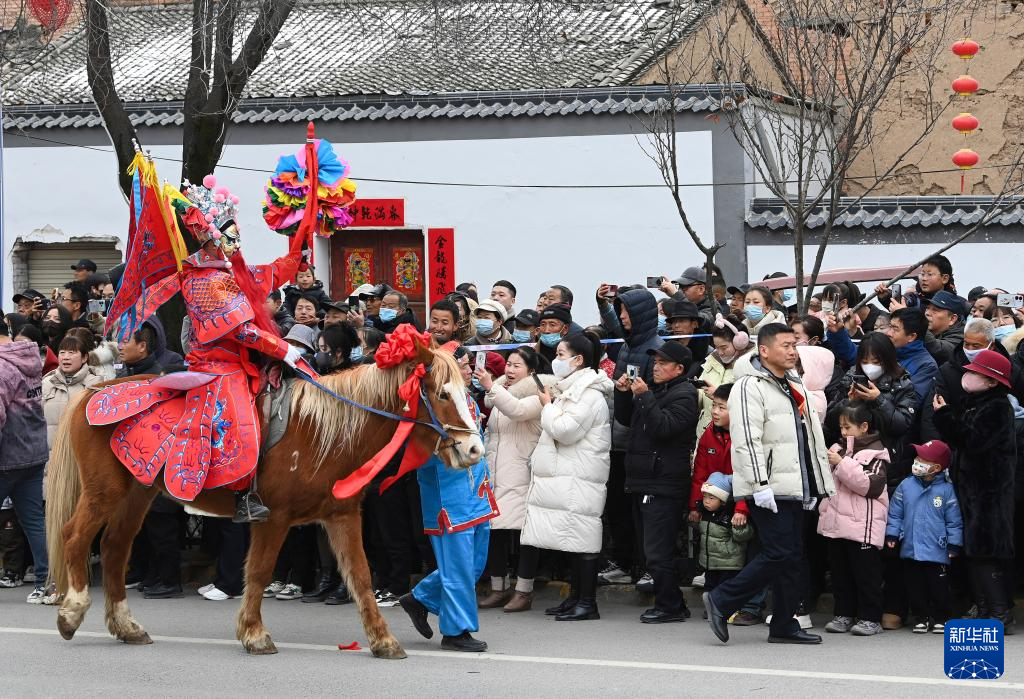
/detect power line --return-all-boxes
[4,127,1020,190]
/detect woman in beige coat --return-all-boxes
[475,346,556,613]
[42,334,105,473]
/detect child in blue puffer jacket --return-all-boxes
[884,440,963,634]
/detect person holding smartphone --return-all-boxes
[475,346,557,612]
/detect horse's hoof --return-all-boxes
[244,637,278,655]
[120,631,153,645]
[371,641,407,660]
[57,616,77,641]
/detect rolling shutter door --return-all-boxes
[27,243,122,293]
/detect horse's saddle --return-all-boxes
[258,376,295,457]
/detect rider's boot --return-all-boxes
[233,489,270,524]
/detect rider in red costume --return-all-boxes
[88,176,306,523]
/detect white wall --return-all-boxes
[748,243,1020,296]
[3,131,716,325]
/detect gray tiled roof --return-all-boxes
[746,197,1024,229]
[3,0,710,108]
[2,86,728,130]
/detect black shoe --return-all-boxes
[302,573,337,603]
[544,596,579,616]
[440,632,487,652]
[399,593,433,639]
[703,591,729,643]
[233,492,270,524]
[768,629,823,644]
[143,582,184,599]
[555,599,600,621]
[325,583,352,606]
[640,608,687,624]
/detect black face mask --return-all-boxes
[42,320,61,337]
[314,351,336,374]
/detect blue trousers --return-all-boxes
[0,465,48,583]
[413,522,490,637]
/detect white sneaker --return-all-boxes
[635,572,655,593]
[263,580,286,598]
[375,590,401,607]
[198,583,215,596]
[26,585,52,604]
[22,566,36,584]
[597,561,632,585]
[202,586,237,601]
[275,583,303,600]
[691,574,706,589]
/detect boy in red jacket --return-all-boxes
[690,384,749,523]
[689,384,762,625]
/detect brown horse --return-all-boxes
[44,341,482,657]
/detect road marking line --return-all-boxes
[1,625,1020,690]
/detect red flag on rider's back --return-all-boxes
[106,155,180,341]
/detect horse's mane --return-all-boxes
[291,348,464,468]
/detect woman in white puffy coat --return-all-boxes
[521,331,613,622]
[475,347,557,613]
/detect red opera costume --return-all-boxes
[87,130,354,506]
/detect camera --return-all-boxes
[646,276,663,289]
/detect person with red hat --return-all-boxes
[884,440,962,634]
[931,349,1017,632]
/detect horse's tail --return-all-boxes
[45,407,83,595]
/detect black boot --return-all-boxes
[969,562,992,620]
[233,490,270,524]
[302,571,338,603]
[981,564,1015,632]
[325,581,352,606]
[556,556,600,621]
[545,556,580,615]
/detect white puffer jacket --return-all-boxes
[521,368,613,553]
[728,354,835,501]
[483,373,558,530]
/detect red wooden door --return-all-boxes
[330,229,427,323]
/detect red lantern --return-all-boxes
[952,75,979,96]
[952,113,979,135]
[952,38,980,60]
[28,0,73,30]
[952,148,979,168]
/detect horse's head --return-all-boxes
[411,340,484,469]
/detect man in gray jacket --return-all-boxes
[0,333,51,603]
[703,323,835,645]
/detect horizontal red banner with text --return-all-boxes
[348,199,405,227]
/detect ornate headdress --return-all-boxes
[171,174,241,247]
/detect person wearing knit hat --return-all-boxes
[931,348,1016,632]
[466,299,513,356]
[698,471,753,612]
[884,438,963,633]
[701,471,733,504]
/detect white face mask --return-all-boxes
[860,363,885,381]
[551,356,577,379]
[963,346,989,362]
[821,301,835,314]
[911,460,933,478]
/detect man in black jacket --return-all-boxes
[615,340,698,623]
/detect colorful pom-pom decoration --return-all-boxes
[205,213,214,222]
[212,230,222,239]
[262,138,357,238]
[202,174,217,188]
[230,195,240,205]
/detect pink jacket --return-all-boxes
[796,345,834,423]
[817,439,889,548]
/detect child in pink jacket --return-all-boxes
[818,401,889,637]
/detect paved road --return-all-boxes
[1,583,1019,697]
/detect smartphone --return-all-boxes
[626,364,640,381]
[475,351,487,373]
[605,284,618,299]
[646,276,663,289]
[532,374,544,391]
[852,374,870,387]
[87,299,103,315]
[996,293,1024,309]
[348,295,359,307]
[690,378,708,389]
[890,283,902,303]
